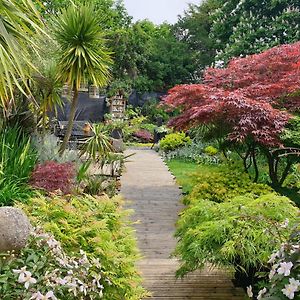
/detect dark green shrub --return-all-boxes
[159,132,191,152]
[175,193,298,278]
[185,166,273,204]
[19,194,146,300]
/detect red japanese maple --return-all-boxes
[164,42,300,146]
[204,42,300,105]
[30,161,76,195]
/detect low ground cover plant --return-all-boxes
[175,193,299,285]
[19,194,146,300]
[0,228,106,300]
[166,141,220,164]
[246,222,300,300]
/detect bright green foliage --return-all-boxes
[140,123,157,134]
[204,145,218,156]
[53,4,112,90]
[167,159,207,194]
[0,126,37,205]
[175,193,299,277]
[80,124,113,162]
[19,194,146,300]
[160,132,191,153]
[0,0,43,110]
[186,166,272,204]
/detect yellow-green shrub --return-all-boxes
[159,132,191,152]
[19,194,146,300]
[185,166,273,204]
[204,145,218,156]
[175,193,299,277]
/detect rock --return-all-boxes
[0,207,31,252]
[112,138,125,153]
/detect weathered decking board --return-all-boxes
[121,149,245,300]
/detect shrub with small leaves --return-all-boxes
[19,194,147,300]
[159,132,191,153]
[175,193,299,279]
[0,227,106,300]
[32,134,78,164]
[30,161,76,194]
[204,145,218,156]
[185,165,273,204]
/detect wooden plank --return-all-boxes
[121,149,245,299]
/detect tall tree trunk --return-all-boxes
[59,88,79,155]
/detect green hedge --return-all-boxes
[19,194,147,300]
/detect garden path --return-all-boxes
[121,149,245,300]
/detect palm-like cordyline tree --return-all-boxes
[0,0,43,113]
[53,4,112,154]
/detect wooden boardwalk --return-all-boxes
[121,149,245,300]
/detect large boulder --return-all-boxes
[0,207,31,252]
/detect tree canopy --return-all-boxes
[165,42,300,146]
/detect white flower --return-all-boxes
[257,287,267,300]
[30,291,57,300]
[13,266,27,281]
[22,272,37,289]
[269,264,279,280]
[289,278,300,289]
[247,285,253,297]
[282,283,298,299]
[14,268,37,289]
[91,258,101,269]
[277,262,293,276]
[46,238,59,249]
[268,251,279,264]
[56,277,68,285]
[280,218,289,228]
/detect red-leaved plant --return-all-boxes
[30,161,76,195]
[133,130,154,143]
[164,42,300,186]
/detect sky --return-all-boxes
[123,0,201,25]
